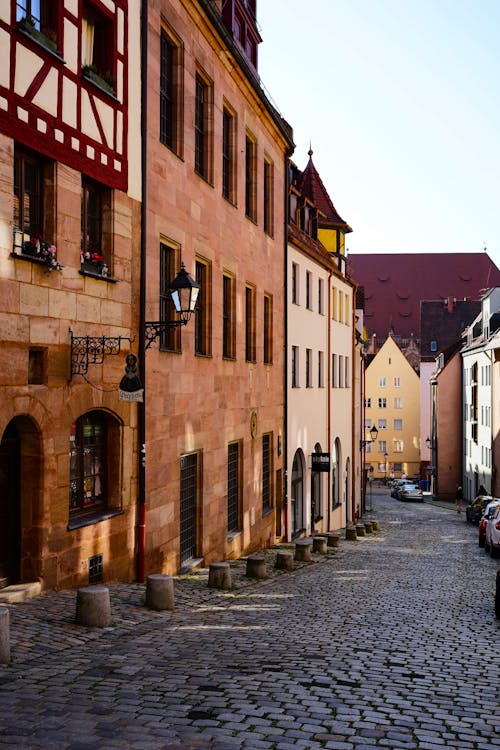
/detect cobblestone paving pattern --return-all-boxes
[0,491,499,750]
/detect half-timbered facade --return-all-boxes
[0,0,141,590]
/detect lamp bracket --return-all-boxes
[144,319,188,349]
[69,328,132,380]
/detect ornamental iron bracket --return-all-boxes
[69,328,132,380]
[144,318,188,349]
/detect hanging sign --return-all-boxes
[311,452,330,472]
[118,354,144,402]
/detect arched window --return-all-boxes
[311,442,323,524]
[291,449,304,536]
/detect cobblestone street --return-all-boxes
[0,490,499,750]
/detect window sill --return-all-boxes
[16,23,65,62]
[227,530,242,542]
[262,507,273,518]
[195,352,213,359]
[82,72,118,100]
[194,169,213,188]
[68,508,123,531]
[79,268,118,283]
[11,251,61,273]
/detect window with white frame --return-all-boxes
[393,419,403,430]
[379,376,386,387]
[394,397,403,409]
[378,398,387,408]
[378,419,387,430]
[393,440,403,453]
[393,376,401,387]
[378,441,387,453]
[366,397,371,408]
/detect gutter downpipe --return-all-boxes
[283,151,292,542]
[136,0,148,583]
[327,270,332,533]
[351,281,358,523]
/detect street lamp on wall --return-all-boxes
[144,263,200,348]
[426,436,431,449]
[360,424,378,449]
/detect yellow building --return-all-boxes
[365,336,420,480]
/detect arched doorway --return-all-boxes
[331,438,342,509]
[291,449,305,537]
[345,457,351,523]
[311,442,323,532]
[0,416,41,588]
[0,422,20,587]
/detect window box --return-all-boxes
[17,15,58,53]
[82,65,116,95]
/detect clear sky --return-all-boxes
[258,0,500,268]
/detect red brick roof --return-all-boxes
[347,252,500,341]
[299,151,352,232]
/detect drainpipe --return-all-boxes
[327,270,332,532]
[351,281,358,523]
[283,152,293,542]
[136,0,148,583]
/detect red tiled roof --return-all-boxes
[347,252,500,341]
[299,151,352,233]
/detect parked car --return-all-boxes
[466,495,493,525]
[478,499,500,547]
[390,479,406,498]
[397,483,424,502]
[484,503,500,557]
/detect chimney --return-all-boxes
[447,297,456,313]
[371,332,377,354]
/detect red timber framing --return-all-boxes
[0,0,128,190]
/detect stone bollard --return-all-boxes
[345,526,357,541]
[371,520,380,532]
[312,536,328,555]
[356,524,366,537]
[0,606,10,664]
[364,522,373,534]
[246,554,267,579]
[275,550,294,571]
[325,533,340,548]
[294,538,313,562]
[75,586,111,628]
[208,562,232,590]
[145,574,175,611]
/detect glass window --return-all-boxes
[262,433,273,513]
[227,441,241,534]
[263,294,273,365]
[159,242,181,352]
[245,133,257,221]
[222,107,236,202]
[245,285,256,363]
[263,157,274,236]
[194,72,212,181]
[70,412,107,515]
[195,258,211,356]
[223,273,236,359]
[81,178,112,276]
[160,27,182,155]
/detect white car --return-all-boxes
[484,503,500,558]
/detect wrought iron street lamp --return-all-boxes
[144,262,200,348]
